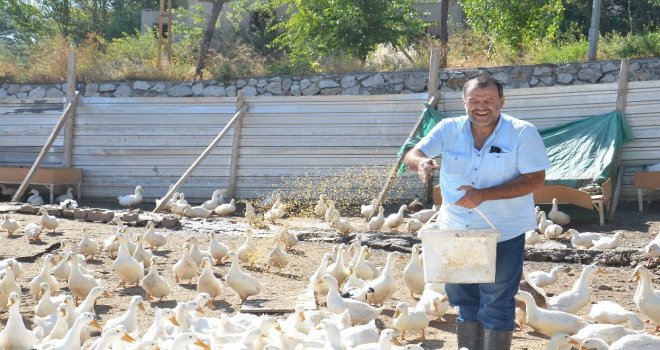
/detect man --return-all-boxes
[403,76,550,350]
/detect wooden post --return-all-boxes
[153,103,248,212]
[428,48,440,100]
[587,0,602,61]
[62,53,76,168]
[227,91,245,199]
[11,92,80,203]
[375,92,442,208]
[439,0,449,68]
[157,0,164,68]
[608,58,630,219]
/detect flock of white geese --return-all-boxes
[0,186,659,349]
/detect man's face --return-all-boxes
[463,84,505,128]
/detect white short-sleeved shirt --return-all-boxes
[417,113,551,241]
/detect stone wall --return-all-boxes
[1,58,658,99]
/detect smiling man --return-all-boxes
[403,76,551,350]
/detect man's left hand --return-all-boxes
[455,185,484,209]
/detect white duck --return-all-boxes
[40,304,68,343]
[367,206,385,231]
[240,199,258,225]
[0,292,36,350]
[342,265,368,296]
[548,264,602,314]
[112,232,145,287]
[117,185,144,208]
[327,245,350,286]
[350,328,397,350]
[183,204,212,218]
[544,224,564,240]
[102,295,145,335]
[579,334,660,350]
[354,247,379,280]
[0,265,21,310]
[525,230,542,245]
[236,227,257,264]
[169,193,189,215]
[34,283,61,317]
[529,265,568,288]
[515,290,588,337]
[644,232,660,264]
[141,256,171,302]
[67,253,101,303]
[143,221,168,251]
[310,253,333,303]
[314,194,328,218]
[0,257,22,278]
[1,215,20,235]
[409,205,439,224]
[29,254,59,300]
[132,233,154,268]
[567,228,604,249]
[155,192,178,212]
[78,228,98,260]
[39,208,60,233]
[225,251,267,303]
[186,236,213,267]
[538,211,553,234]
[0,184,17,196]
[142,307,179,341]
[27,188,45,205]
[549,198,570,225]
[416,284,450,322]
[197,257,224,304]
[210,233,229,264]
[322,274,384,325]
[89,325,136,350]
[331,217,355,235]
[278,222,299,250]
[75,285,110,316]
[403,244,424,297]
[266,243,289,270]
[324,200,340,222]
[39,312,100,350]
[589,301,644,330]
[393,301,430,340]
[59,199,77,210]
[406,218,423,234]
[201,189,227,211]
[384,205,408,231]
[214,198,236,216]
[366,251,403,306]
[361,199,378,221]
[55,187,75,202]
[592,232,623,250]
[632,265,660,332]
[172,242,198,284]
[571,323,642,345]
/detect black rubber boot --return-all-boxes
[456,321,483,350]
[483,329,513,350]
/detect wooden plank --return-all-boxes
[63,53,76,168]
[153,103,248,212]
[428,48,440,100]
[11,92,80,202]
[608,59,631,219]
[228,92,245,199]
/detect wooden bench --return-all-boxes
[533,178,612,226]
[634,171,660,212]
[0,167,82,203]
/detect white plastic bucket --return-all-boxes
[419,207,500,283]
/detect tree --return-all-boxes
[0,0,49,47]
[270,0,426,65]
[459,0,565,53]
[562,0,659,37]
[194,0,230,79]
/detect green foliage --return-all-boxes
[0,0,49,47]
[459,0,565,53]
[562,0,659,37]
[270,0,427,67]
[171,5,208,64]
[615,31,660,57]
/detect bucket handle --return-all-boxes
[420,204,497,232]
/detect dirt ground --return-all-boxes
[1,199,659,349]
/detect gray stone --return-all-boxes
[16,92,28,99]
[262,92,273,96]
[540,76,554,85]
[628,62,641,72]
[99,83,116,92]
[6,84,20,94]
[600,72,618,83]
[491,71,511,84]
[630,70,652,81]
[161,216,180,229]
[0,88,6,98]
[237,79,248,88]
[264,81,282,95]
[257,79,268,88]
[191,83,204,96]
[20,85,32,92]
[361,74,384,87]
[361,89,372,95]
[556,65,578,74]
[290,84,301,96]
[151,83,166,93]
[577,67,602,83]
[225,86,237,97]
[556,73,573,84]
[404,73,426,92]
[248,79,258,86]
[320,87,342,95]
[446,76,468,90]
[300,79,312,90]
[302,83,320,96]
[512,67,532,82]
[28,86,45,99]
[282,78,292,93]
[340,76,357,89]
[319,79,340,89]
[601,62,619,73]
[533,65,554,76]
[168,84,194,97]
[385,73,405,84]
[202,85,225,97]
[529,76,540,86]
[393,83,404,92]
[45,88,64,98]
[133,81,150,90]
[241,86,258,96]
[114,85,133,97]
[85,83,99,97]
[341,85,360,95]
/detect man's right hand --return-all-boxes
[417,159,440,184]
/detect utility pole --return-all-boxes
[588,0,602,61]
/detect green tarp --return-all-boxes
[397,106,633,188]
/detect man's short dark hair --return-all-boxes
[462,76,504,98]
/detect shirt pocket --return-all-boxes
[486,151,517,174]
[442,152,469,177]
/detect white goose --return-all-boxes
[201,189,227,211]
[366,251,403,306]
[537,211,553,234]
[117,185,144,208]
[0,184,17,196]
[632,265,660,332]
[367,206,385,231]
[240,199,258,225]
[225,251,267,303]
[548,264,602,314]
[322,274,385,325]
[384,205,408,231]
[27,188,45,205]
[548,198,571,225]
[29,253,59,300]
[544,224,563,240]
[529,265,567,288]
[515,290,588,336]
[0,292,36,350]
[102,295,145,335]
[589,300,644,330]
[406,218,423,234]
[40,304,68,343]
[403,244,424,297]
